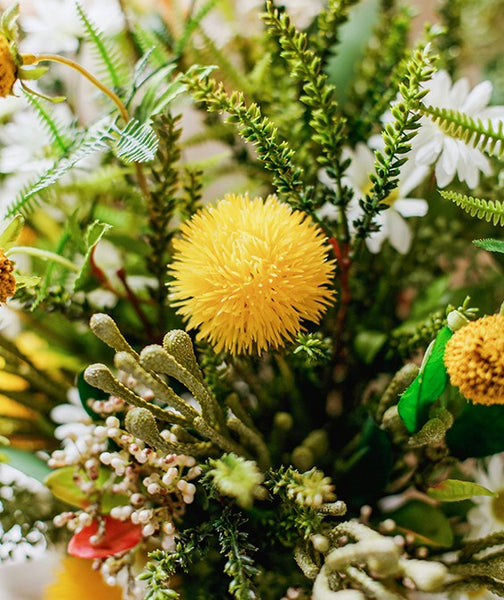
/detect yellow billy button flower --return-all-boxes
[0,32,17,96]
[169,194,336,355]
[0,247,15,303]
[444,314,504,405]
[43,555,123,600]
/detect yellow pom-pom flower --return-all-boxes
[444,314,504,405]
[169,194,336,355]
[0,247,15,303]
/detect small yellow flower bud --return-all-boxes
[0,34,17,97]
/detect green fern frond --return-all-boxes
[421,103,504,158]
[133,25,174,69]
[23,90,73,154]
[75,1,129,91]
[175,0,219,55]
[6,119,114,217]
[183,67,307,209]
[114,119,159,163]
[440,190,504,226]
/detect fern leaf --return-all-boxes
[23,90,73,153]
[421,104,504,158]
[440,190,504,226]
[175,0,219,55]
[114,119,159,163]
[6,119,114,217]
[75,1,129,90]
[133,25,173,70]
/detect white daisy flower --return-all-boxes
[467,452,504,539]
[320,143,429,254]
[413,69,504,188]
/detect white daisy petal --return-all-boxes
[394,198,428,218]
[385,210,412,254]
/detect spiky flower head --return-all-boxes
[169,194,336,355]
[0,248,15,302]
[444,314,504,405]
[207,453,264,509]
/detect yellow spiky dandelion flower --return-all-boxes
[169,194,336,355]
[0,248,15,303]
[43,556,123,600]
[444,314,504,405]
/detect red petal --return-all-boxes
[68,515,142,558]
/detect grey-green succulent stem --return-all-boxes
[89,313,139,357]
[140,345,225,430]
[294,542,319,580]
[193,416,252,459]
[227,416,270,470]
[84,363,184,424]
[459,531,504,561]
[114,351,196,423]
[225,393,256,430]
[346,565,402,600]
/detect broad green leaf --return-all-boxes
[428,479,497,502]
[0,215,24,250]
[473,238,504,254]
[389,500,453,547]
[398,326,453,433]
[44,466,128,512]
[1,446,51,482]
[14,274,41,289]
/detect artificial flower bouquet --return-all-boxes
[0,0,503,599]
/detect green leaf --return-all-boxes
[44,466,128,512]
[473,238,504,253]
[354,330,387,364]
[1,447,51,482]
[114,119,159,164]
[73,220,112,292]
[389,500,453,547]
[398,326,453,433]
[447,402,504,458]
[427,479,497,502]
[0,215,24,250]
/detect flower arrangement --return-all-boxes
[0,1,503,599]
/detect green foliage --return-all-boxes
[440,190,504,226]
[215,510,260,600]
[427,478,496,502]
[23,90,73,153]
[473,238,504,252]
[353,42,436,247]
[182,67,307,209]
[75,1,129,91]
[421,103,504,158]
[310,0,361,61]
[263,0,345,173]
[398,326,453,433]
[114,118,159,163]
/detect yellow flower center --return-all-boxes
[444,314,504,405]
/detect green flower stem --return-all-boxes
[22,53,129,123]
[6,246,79,272]
[227,417,270,470]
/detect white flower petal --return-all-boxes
[394,198,428,218]
[385,210,412,254]
[463,80,493,114]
